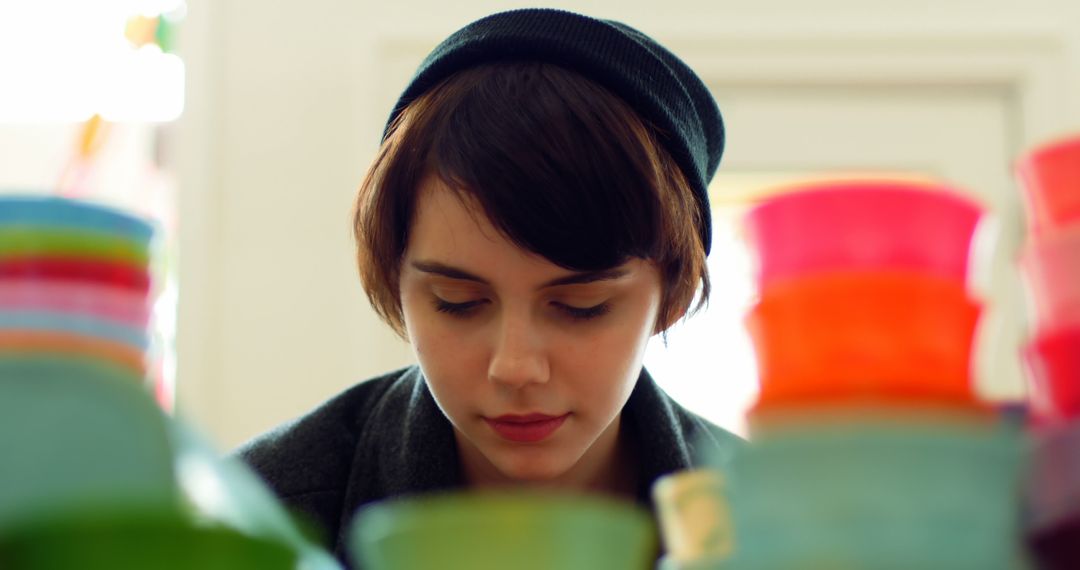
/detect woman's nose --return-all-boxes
[487,311,550,389]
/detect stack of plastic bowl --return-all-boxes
[0,195,155,385]
[0,195,342,568]
[1015,134,1080,569]
[349,491,657,570]
[723,179,1026,569]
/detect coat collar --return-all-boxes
[335,366,729,553]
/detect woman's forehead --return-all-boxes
[409,178,502,249]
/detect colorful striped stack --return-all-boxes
[723,180,1026,569]
[0,195,155,386]
[1016,134,1080,569]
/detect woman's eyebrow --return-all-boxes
[409,261,629,288]
[411,261,488,283]
[541,268,629,287]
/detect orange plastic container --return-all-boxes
[0,330,147,376]
[1016,134,1080,234]
[746,272,982,411]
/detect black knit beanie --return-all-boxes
[384,8,725,255]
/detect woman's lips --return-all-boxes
[484,413,570,443]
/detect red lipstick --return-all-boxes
[485,413,569,443]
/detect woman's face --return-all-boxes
[399,176,664,487]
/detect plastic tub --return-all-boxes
[0,256,151,293]
[1021,226,1080,333]
[0,510,297,570]
[1027,416,1080,533]
[743,180,985,290]
[745,272,981,410]
[728,415,1025,569]
[0,195,155,243]
[0,281,151,328]
[350,492,657,570]
[0,226,150,266]
[0,353,144,385]
[0,365,174,531]
[1026,418,1080,570]
[1024,326,1080,425]
[1016,134,1080,234]
[0,330,147,375]
[0,310,149,350]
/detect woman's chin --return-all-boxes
[488,453,575,486]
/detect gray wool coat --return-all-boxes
[236,365,740,566]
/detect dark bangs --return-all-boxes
[423,62,663,270]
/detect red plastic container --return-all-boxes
[0,257,150,293]
[1025,326,1080,425]
[746,272,982,411]
[743,180,985,290]
[1017,134,1080,235]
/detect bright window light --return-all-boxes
[0,1,185,123]
[645,206,759,438]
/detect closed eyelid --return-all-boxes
[430,282,487,297]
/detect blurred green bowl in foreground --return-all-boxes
[0,508,297,570]
[351,491,657,570]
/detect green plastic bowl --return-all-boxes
[0,508,297,570]
[350,491,657,570]
[0,227,150,266]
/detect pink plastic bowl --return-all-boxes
[1024,326,1080,425]
[743,180,985,289]
[0,280,150,329]
[1021,225,1080,334]
[1016,134,1080,235]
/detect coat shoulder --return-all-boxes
[233,366,419,498]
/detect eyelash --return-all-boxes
[434,299,485,316]
[559,302,611,321]
[433,299,611,321]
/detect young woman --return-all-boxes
[238,7,740,560]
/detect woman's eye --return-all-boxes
[556,302,611,321]
[434,298,486,317]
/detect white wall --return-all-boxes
[174,0,1080,448]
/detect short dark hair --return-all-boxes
[353,62,710,337]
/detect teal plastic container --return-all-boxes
[0,359,175,531]
[0,311,149,349]
[0,195,155,243]
[726,414,1027,569]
